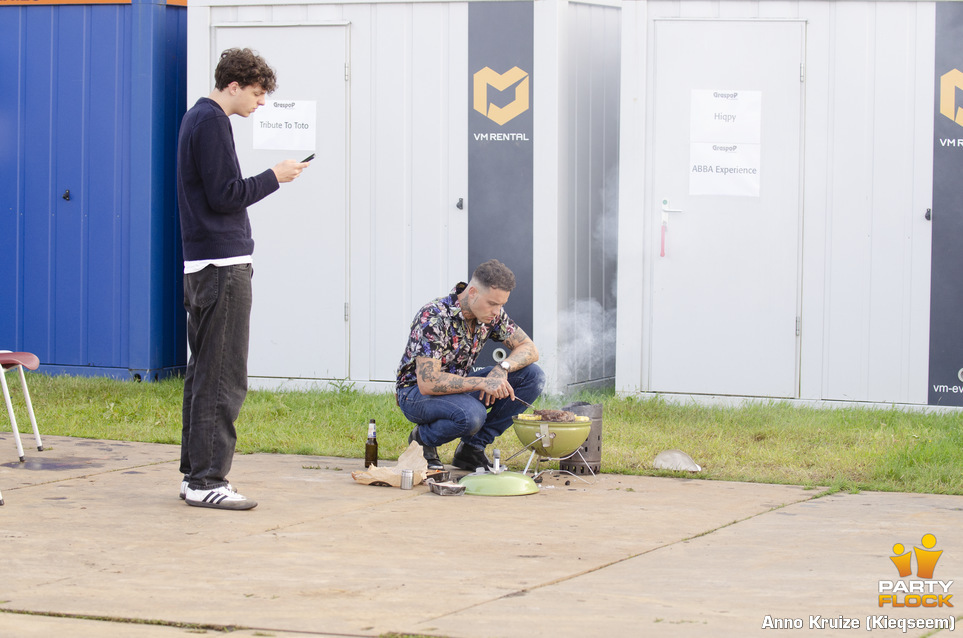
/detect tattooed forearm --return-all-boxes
[502,328,529,352]
[416,357,484,396]
[501,329,539,370]
[417,359,439,384]
[434,376,474,393]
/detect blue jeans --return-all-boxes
[179,264,252,489]
[396,364,546,450]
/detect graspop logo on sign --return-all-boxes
[473,66,530,126]
[879,534,953,608]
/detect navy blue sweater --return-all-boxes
[176,98,280,261]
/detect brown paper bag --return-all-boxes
[351,441,429,487]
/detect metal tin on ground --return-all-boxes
[559,402,603,475]
[400,469,413,490]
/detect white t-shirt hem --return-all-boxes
[183,255,253,274]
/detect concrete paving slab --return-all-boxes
[0,436,179,488]
[0,435,960,638]
[428,491,963,637]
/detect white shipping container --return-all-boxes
[185,0,622,394]
[616,0,936,407]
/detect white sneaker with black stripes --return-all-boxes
[185,484,257,510]
[180,480,234,500]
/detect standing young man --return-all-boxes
[395,259,546,471]
[177,48,308,510]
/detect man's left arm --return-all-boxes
[478,329,538,405]
[498,328,539,372]
[475,329,535,405]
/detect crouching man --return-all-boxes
[395,259,546,471]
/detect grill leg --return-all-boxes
[522,449,538,474]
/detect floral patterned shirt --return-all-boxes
[396,282,517,390]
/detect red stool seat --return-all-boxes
[0,352,40,371]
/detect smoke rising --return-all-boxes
[555,297,618,391]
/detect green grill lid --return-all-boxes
[458,470,539,497]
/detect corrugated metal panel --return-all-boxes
[815,1,932,403]
[355,2,468,382]
[128,0,189,379]
[0,1,187,379]
[558,0,621,387]
[0,10,24,350]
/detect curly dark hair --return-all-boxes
[214,48,278,93]
[471,259,516,292]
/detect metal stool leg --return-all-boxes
[16,365,42,451]
[0,366,26,462]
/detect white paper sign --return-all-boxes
[689,90,762,196]
[252,100,316,151]
[690,90,761,143]
[689,142,760,197]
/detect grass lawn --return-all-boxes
[6,373,963,495]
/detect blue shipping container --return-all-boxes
[0,0,187,380]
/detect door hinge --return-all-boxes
[345,63,350,81]
[800,63,805,83]
[795,317,802,337]
[344,302,350,322]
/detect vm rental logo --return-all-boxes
[878,534,953,608]
[473,66,530,126]
[941,69,963,127]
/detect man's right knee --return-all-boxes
[464,406,487,436]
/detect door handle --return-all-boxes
[660,199,683,257]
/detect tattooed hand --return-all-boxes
[415,356,511,401]
[478,370,516,406]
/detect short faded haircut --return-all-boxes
[471,259,516,292]
[214,48,278,93]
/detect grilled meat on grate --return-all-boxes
[533,409,577,422]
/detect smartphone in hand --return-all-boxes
[301,153,315,162]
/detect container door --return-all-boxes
[3,7,131,370]
[213,25,348,381]
[647,20,804,398]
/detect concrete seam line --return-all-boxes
[0,608,369,637]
